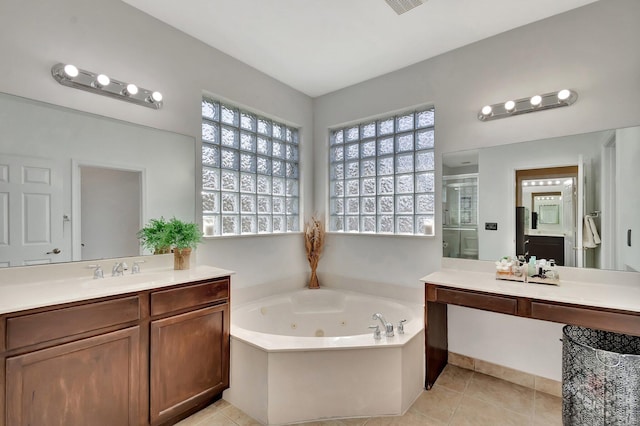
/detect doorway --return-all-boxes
[78,165,142,261]
[515,166,578,266]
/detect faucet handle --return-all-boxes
[87,264,103,279]
[398,319,407,334]
[368,325,382,340]
[132,260,145,274]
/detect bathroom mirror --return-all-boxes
[0,92,196,268]
[442,126,640,273]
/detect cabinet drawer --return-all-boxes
[151,278,229,316]
[6,296,140,350]
[435,287,517,315]
[531,302,640,336]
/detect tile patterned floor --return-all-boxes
[177,365,562,425]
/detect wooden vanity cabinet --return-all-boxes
[5,327,141,426]
[424,282,640,389]
[149,280,230,425]
[0,276,231,426]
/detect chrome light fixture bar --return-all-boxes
[478,89,577,121]
[51,63,163,110]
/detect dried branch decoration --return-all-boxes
[304,216,325,289]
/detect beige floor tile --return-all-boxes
[221,404,262,425]
[533,391,562,426]
[299,419,369,426]
[365,409,446,425]
[196,411,243,425]
[449,395,532,426]
[434,364,474,393]
[409,385,463,423]
[465,372,535,416]
[175,401,231,426]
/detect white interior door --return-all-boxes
[0,155,69,267]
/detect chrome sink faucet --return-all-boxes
[88,264,103,279]
[112,262,128,277]
[372,313,394,337]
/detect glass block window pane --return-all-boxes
[202,191,219,213]
[221,105,238,126]
[202,168,220,191]
[241,112,256,131]
[202,144,219,167]
[328,106,435,235]
[202,99,218,121]
[203,96,300,236]
[202,122,219,143]
[346,126,359,141]
[361,122,376,139]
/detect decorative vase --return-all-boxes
[173,248,192,270]
[308,267,320,289]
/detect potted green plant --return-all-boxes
[137,217,172,255]
[165,217,202,270]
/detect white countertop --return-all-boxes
[420,266,640,313]
[0,264,234,315]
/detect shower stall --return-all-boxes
[442,174,479,259]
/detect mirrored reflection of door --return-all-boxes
[443,174,478,259]
[516,166,578,266]
[0,155,69,267]
[80,166,142,260]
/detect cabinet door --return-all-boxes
[5,326,140,426]
[150,304,229,424]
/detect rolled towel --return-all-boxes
[583,215,601,248]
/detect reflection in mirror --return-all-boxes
[442,151,478,260]
[442,127,640,272]
[0,92,196,268]
[516,166,578,267]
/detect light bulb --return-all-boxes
[504,100,515,111]
[523,182,529,186]
[481,105,492,116]
[531,182,536,186]
[151,91,163,102]
[558,89,571,101]
[547,180,553,185]
[530,95,542,106]
[125,84,139,96]
[555,180,561,185]
[96,74,110,87]
[63,64,79,78]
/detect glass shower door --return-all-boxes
[442,174,479,259]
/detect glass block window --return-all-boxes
[202,98,300,236]
[329,108,435,235]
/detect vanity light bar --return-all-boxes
[51,63,163,110]
[478,89,577,122]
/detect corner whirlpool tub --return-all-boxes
[223,288,425,425]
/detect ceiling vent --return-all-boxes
[384,0,426,15]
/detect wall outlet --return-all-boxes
[485,222,498,231]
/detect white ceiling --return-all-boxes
[122,0,598,97]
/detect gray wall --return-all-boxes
[2,0,639,381]
[313,0,640,380]
[0,0,314,289]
